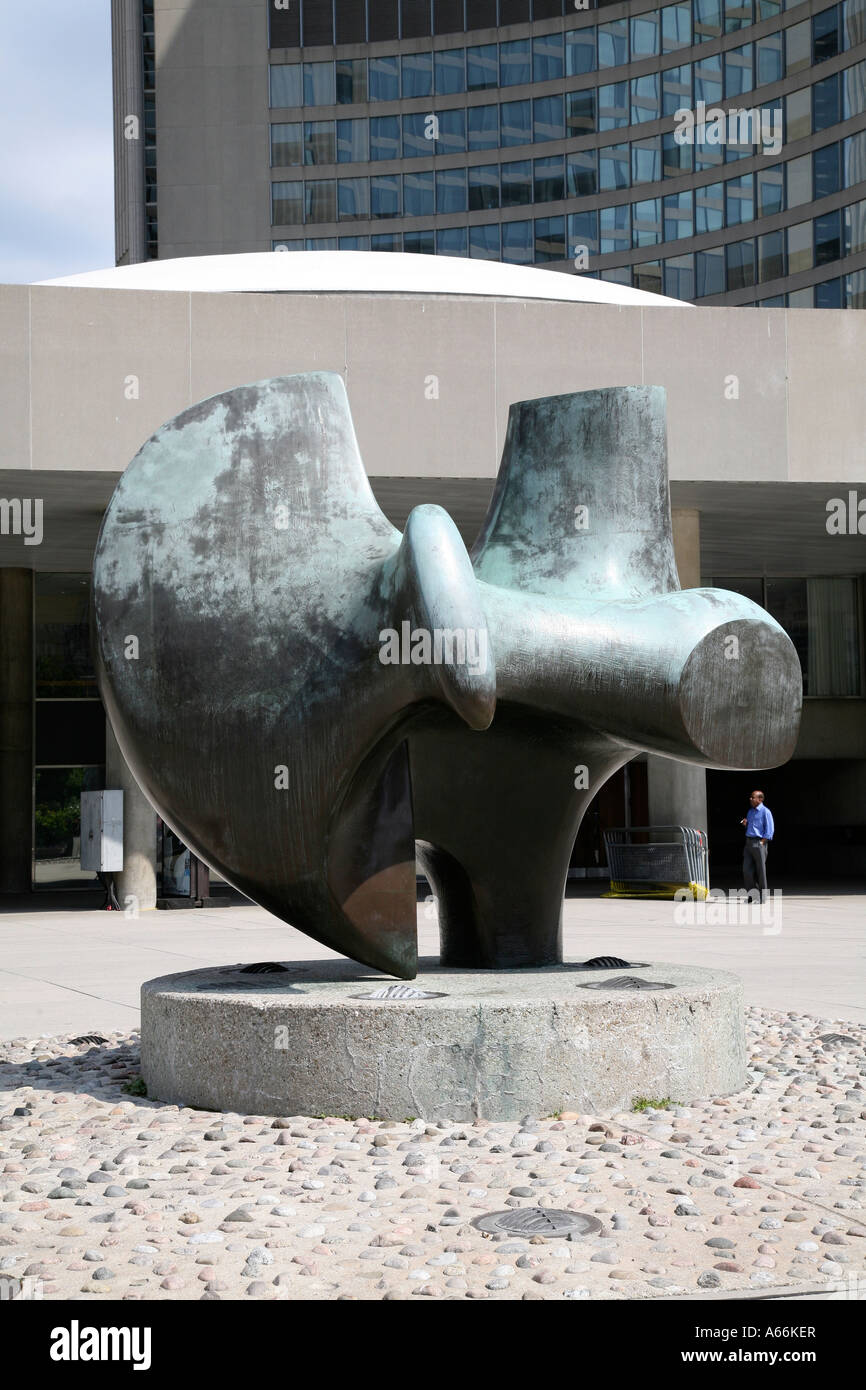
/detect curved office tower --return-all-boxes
[113,1,866,306]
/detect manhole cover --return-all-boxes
[578,976,675,991]
[69,1034,107,1046]
[576,956,649,970]
[351,984,447,1000]
[472,1208,603,1238]
[239,962,289,974]
[819,1033,859,1048]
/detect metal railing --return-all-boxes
[603,825,709,899]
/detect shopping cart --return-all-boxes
[602,825,710,900]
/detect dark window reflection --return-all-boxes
[35,574,97,699]
[34,767,104,890]
[765,579,809,690]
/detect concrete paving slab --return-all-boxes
[0,886,862,1037]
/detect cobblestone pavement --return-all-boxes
[1,1005,864,1301]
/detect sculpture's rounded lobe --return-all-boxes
[679,618,802,768]
[92,370,422,978]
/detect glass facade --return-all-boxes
[712,574,864,695]
[267,0,866,305]
[143,0,157,258]
[34,575,105,891]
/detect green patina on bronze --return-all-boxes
[92,374,802,977]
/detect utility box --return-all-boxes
[80,791,124,873]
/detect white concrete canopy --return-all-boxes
[37,249,691,307]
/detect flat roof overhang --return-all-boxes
[1,471,862,577]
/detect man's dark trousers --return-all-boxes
[743,837,769,892]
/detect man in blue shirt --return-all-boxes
[741,790,775,897]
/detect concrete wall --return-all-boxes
[154,0,272,257]
[2,287,866,482]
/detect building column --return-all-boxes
[105,719,157,911]
[0,569,33,892]
[671,509,701,588]
[647,758,708,837]
[646,509,708,835]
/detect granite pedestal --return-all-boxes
[141,959,746,1122]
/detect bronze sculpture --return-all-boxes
[93,375,802,977]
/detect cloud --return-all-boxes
[0,4,114,283]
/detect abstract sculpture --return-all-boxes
[93,374,802,978]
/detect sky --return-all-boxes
[0,3,114,283]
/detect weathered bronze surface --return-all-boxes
[93,374,802,977]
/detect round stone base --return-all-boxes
[141,959,745,1122]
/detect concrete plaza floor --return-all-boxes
[1,883,864,1303]
[0,882,863,1039]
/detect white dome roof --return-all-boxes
[37,250,690,307]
